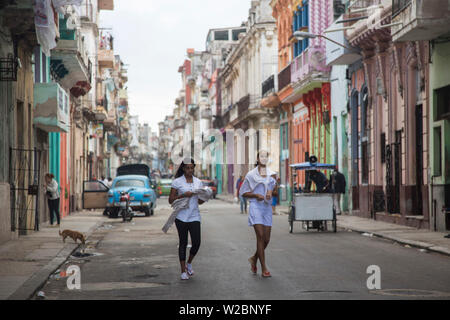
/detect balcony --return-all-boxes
[98,49,115,69]
[188,104,198,115]
[51,19,91,97]
[98,0,114,11]
[237,94,250,115]
[291,48,330,90]
[325,20,361,66]
[201,107,213,120]
[278,64,291,92]
[103,117,116,131]
[391,0,450,41]
[262,75,275,97]
[33,82,70,133]
[79,0,97,25]
[94,106,108,121]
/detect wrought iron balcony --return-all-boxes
[262,75,275,97]
[278,64,291,92]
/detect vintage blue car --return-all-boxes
[106,175,157,217]
[82,164,157,217]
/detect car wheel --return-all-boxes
[144,207,151,217]
[151,209,154,216]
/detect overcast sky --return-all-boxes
[99,0,253,135]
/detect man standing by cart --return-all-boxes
[330,168,346,215]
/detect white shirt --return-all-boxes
[46,179,60,200]
[171,175,203,223]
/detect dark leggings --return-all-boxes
[175,219,201,261]
[48,198,60,225]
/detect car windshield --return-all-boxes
[114,179,145,188]
[161,179,172,185]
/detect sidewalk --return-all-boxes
[215,194,450,257]
[0,210,106,300]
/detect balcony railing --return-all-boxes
[262,75,275,97]
[237,94,250,115]
[291,47,329,83]
[278,64,291,92]
[392,0,411,17]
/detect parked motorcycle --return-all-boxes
[118,190,134,222]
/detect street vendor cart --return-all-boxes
[288,161,337,233]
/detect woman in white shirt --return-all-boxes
[239,151,278,277]
[45,173,61,226]
[169,158,205,280]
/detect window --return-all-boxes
[292,2,309,58]
[215,30,229,41]
[434,127,442,176]
[232,29,246,41]
[381,133,386,163]
[362,141,369,184]
[115,179,146,188]
[435,85,450,121]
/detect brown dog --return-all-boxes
[59,230,86,245]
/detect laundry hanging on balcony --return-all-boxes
[33,0,83,56]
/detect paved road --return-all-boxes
[36,198,450,300]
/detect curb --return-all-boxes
[338,223,450,257]
[7,218,105,300]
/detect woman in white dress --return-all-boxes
[239,151,278,277]
[168,158,206,280]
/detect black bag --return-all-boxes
[46,191,52,198]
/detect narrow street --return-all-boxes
[36,199,450,300]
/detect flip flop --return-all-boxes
[262,271,272,278]
[248,258,257,274]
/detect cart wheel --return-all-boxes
[289,221,293,233]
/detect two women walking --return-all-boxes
[169,151,278,280]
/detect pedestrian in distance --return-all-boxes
[330,167,346,215]
[240,150,278,278]
[236,174,247,214]
[272,177,281,215]
[107,177,113,188]
[169,158,206,280]
[44,173,60,227]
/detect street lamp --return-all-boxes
[293,31,354,50]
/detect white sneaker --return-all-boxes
[181,272,189,280]
[186,263,194,276]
